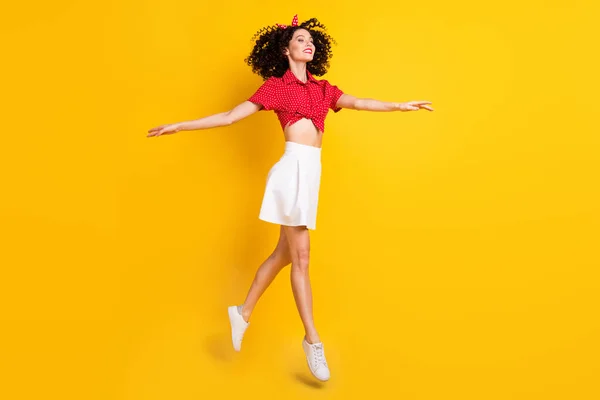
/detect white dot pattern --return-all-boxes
[248,68,344,133]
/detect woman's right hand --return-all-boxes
[147,123,182,137]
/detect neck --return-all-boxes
[288,62,308,83]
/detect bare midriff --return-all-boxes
[283,118,323,148]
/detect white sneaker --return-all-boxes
[228,305,249,352]
[302,338,331,381]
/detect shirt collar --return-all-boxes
[282,68,318,85]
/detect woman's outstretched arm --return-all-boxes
[147,101,262,137]
[334,94,433,112]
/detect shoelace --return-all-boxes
[312,344,327,368]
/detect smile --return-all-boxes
[303,49,313,54]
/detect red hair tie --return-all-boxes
[276,14,299,29]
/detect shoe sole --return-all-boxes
[227,306,241,352]
[303,346,330,382]
[304,357,330,381]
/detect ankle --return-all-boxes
[305,332,321,344]
[238,305,251,322]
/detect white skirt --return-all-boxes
[259,141,322,230]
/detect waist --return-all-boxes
[284,141,322,159]
[284,118,323,147]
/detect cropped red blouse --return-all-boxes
[248,68,344,133]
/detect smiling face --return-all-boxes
[284,28,315,62]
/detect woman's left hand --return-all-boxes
[399,101,434,111]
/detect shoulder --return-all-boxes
[266,75,285,85]
[315,77,343,94]
[252,76,283,94]
[315,77,339,88]
[254,75,285,92]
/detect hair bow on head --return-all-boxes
[276,14,299,29]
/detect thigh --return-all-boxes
[282,225,310,261]
[274,225,292,259]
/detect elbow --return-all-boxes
[222,111,235,126]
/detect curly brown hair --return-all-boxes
[244,17,337,80]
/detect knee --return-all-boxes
[271,248,291,268]
[291,248,310,272]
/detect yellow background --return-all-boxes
[1,1,598,399]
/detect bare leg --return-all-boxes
[240,225,291,322]
[283,225,320,344]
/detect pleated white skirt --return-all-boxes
[259,141,322,230]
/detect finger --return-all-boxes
[149,125,165,132]
[409,101,432,105]
[421,105,434,111]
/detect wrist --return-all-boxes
[395,102,406,112]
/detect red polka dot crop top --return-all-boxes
[248,68,344,133]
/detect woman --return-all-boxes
[147,15,433,382]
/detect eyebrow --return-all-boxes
[296,34,313,40]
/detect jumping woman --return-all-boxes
[147,14,433,382]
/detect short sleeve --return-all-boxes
[324,80,344,113]
[248,77,278,111]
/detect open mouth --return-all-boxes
[303,49,313,55]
